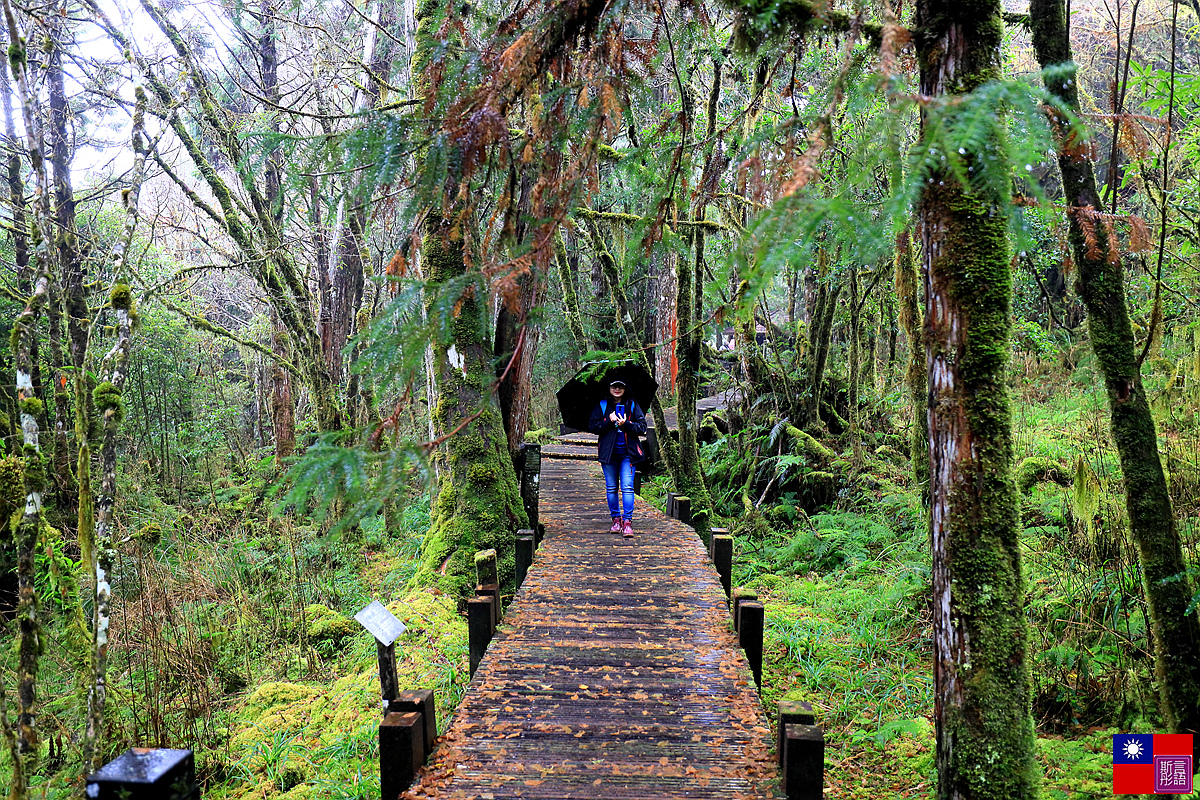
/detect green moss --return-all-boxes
[303,605,356,649]
[93,381,125,423]
[1015,457,1070,494]
[7,39,24,71]
[246,682,320,713]
[18,397,42,418]
[110,283,134,312]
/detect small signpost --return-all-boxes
[355,600,407,710]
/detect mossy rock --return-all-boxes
[303,604,356,649]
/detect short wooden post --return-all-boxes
[536,523,545,546]
[732,587,758,631]
[519,443,541,533]
[516,534,534,588]
[738,600,764,686]
[377,640,400,711]
[380,711,425,799]
[712,535,733,597]
[782,723,824,800]
[476,583,501,626]
[468,596,494,677]
[633,469,642,495]
[777,700,816,765]
[645,426,659,465]
[86,748,197,800]
[474,549,498,587]
[709,527,729,560]
[674,496,692,525]
[388,689,437,757]
[666,491,676,518]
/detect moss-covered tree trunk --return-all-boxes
[916,0,1039,795]
[411,0,526,599]
[554,231,588,359]
[414,218,527,597]
[3,3,53,790]
[848,265,862,467]
[1030,0,1200,755]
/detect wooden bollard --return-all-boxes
[519,443,541,533]
[380,711,425,800]
[645,426,659,464]
[732,587,758,631]
[536,522,545,546]
[710,527,729,556]
[388,689,437,757]
[738,601,764,687]
[86,748,197,799]
[516,534,535,588]
[474,549,498,587]
[633,469,642,495]
[777,700,816,766]
[674,496,692,525]
[782,723,824,800]
[468,596,494,677]
[712,535,733,597]
[476,583,501,626]
[666,491,676,518]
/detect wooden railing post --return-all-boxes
[516,532,535,588]
[737,601,764,687]
[388,689,437,757]
[777,700,815,765]
[782,722,824,800]
[712,535,733,597]
[519,442,541,533]
[87,749,198,800]
[732,587,758,631]
[468,596,494,677]
[665,490,676,519]
[674,496,692,525]
[380,711,425,799]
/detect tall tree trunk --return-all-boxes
[848,265,862,467]
[411,0,526,598]
[1030,0,1200,754]
[49,9,88,518]
[917,0,1038,794]
[554,230,587,359]
[655,250,678,397]
[84,89,146,768]
[2,2,54,790]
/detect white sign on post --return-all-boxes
[354,601,407,646]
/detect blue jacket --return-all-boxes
[588,398,648,464]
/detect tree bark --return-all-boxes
[2,1,54,790]
[916,0,1039,795]
[1030,0,1200,754]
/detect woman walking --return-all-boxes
[588,379,647,538]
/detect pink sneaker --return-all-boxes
[621,520,634,538]
[610,517,622,533]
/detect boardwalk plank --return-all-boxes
[403,458,781,799]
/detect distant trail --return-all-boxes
[402,454,781,799]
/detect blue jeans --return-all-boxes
[602,457,635,521]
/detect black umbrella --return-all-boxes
[556,360,658,431]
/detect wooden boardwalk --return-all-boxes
[402,456,781,799]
